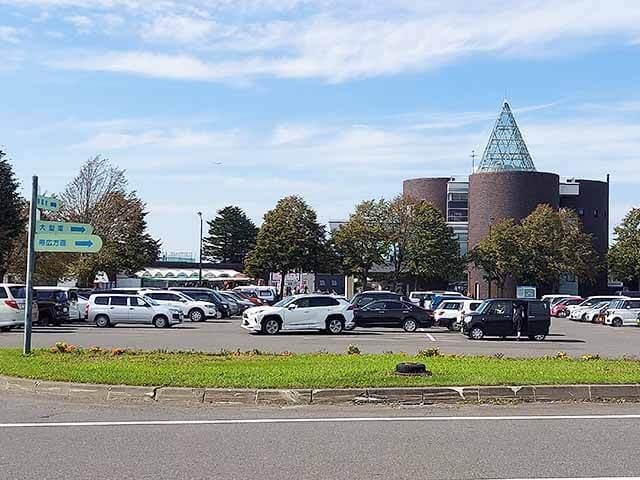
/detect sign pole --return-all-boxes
[23,175,38,355]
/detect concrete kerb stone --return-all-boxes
[256,389,312,405]
[590,384,640,401]
[155,387,205,404]
[1,375,640,405]
[204,389,257,405]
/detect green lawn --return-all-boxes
[0,348,639,388]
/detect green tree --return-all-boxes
[203,206,258,265]
[58,157,160,286]
[333,199,389,291]
[386,195,413,290]
[469,218,523,296]
[0,150,26,281]
[405,201,464,287]
[558,208,601,286]
[244,196,327,296]
[609,208,640,289]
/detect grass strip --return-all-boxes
[0,348,639,389]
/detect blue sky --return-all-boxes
[1,0,640,255]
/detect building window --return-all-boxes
[447,192,468,222]
[577,208,584,217]
[594,209,599,218]
[319,279,326,287]
[331,280,337,287]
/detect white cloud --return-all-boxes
[142,15,217,43]
[74,128,241,150]
[38,0,640,83]
[0,26,22,44]
[64,15,93,33]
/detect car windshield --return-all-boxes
[143,296,160,306]
[474,300,492,314]
[8,286,26,298]
[609,299,625,309]
[273,296,295,307]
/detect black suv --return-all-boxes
[350,291,410,309]
[34,288,71,326]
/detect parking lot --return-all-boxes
[0,317,638,358]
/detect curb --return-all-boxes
[1,376,639,406]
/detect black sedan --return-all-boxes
[353,300,434,332]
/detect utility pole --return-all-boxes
[197,211,203,286]
[23,176,38,355]
[471,150,477,172]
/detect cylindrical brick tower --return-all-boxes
[402,177,450,216]
[468,171,560,299]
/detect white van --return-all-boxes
[235,286,277,305]
[604,298,640,327]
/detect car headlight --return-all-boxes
[464,316,472,323]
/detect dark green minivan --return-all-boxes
[461,298,550,341]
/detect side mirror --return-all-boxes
[288,304,298,310]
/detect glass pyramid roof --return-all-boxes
[476,102,536,172]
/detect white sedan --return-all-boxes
[241,294,355,335]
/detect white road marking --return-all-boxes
[490,478,640,480]
[1,413,640,429]
[426,333,436,342]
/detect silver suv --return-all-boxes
[88,294,183,328]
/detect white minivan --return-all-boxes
[409,291,462,309]
[88,294,183,328]
[604,298,640,327]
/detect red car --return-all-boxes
[550,297,583,317]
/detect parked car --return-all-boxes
[0,284,38,331]
[234,286,277,305]
[241,294,355,335]
[582,301,612,323]
[431,294,471,310]
[604,298,640,327]
[541,294,575,306]
[220,291,254,313]
[434,300,466,330]
[462,298,550,341]
[38,287,85,321]
[351,291,410,309]
[169,287,235,318]
[140,289,219,322]
[88,294,183,328]
[569,296,626,321]
[550,297,583,318]
[354,300,433,332]
[33,287,71,326]
[232,290,263,306]
[408,291,462,309]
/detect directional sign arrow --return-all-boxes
[36,195,60,212]
[36,221,95,235]
[34,234,103,253]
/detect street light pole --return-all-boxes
[197,211,203,286]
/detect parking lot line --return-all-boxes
[426,333,436,342]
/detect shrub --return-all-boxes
[110,348,127,357]
[417,347,441,357]
[582,354,601,361]
[346,344,361,355]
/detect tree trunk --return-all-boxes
[279,270,286,299]
[361,269,368,292]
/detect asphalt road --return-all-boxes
[0,317,639,357]
[0,392,639,479]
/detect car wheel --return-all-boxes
[469,326,484,340]
[40,314,51,326]
[612,318,623,327]
[581,313,587,322]
[95,315,110,328]
[528,334,546,341]
[189,309,204,322]
[262,317,281,335]
[0,326,10,333]
[326,317,344,334]
[402,318,418,333]
[447,320,457,331]
[153,315,169,328]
